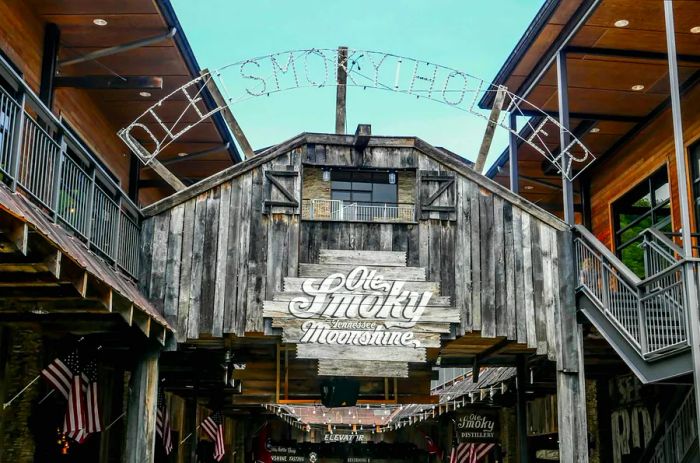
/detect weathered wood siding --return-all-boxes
[141,136,571,360]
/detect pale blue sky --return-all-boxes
[171,0,544,167]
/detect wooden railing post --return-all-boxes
[8,91,26,191]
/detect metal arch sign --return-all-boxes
[117,48,595,181]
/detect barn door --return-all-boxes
[417,170,456,220]
[262,164,300,215]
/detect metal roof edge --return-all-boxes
[154,0,242,164]
[477,0,560,110]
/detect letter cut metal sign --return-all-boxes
[262,250,460,378]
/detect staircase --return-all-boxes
[574,225,693,383]
[641,388,698,463]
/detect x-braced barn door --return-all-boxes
[417,170,456,220]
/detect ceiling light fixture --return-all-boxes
[631,84,645,91]
[590,127,601,133]
[139,91,152,97]
[523,185,534,191]
[177,152,188,157]
[691,26,700,34]
[614,19,629,28]
[93,18,108,26]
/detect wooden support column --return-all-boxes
[515,355,529,463]
[39,23,60,108]
[335,46,348,134]
[125,343,160,463]
[556,50,574,225]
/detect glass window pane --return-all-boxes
[653,180,670,206]
[331,181,351,190]
[620,238,646,278]
[332,171,353,182]
[620,215,653,245]
[373,184,397,204]
[352,182,373,191]
[372,172,390,183]
[332,191,351,201]
[352,192,372,202]
[353,171,373,183]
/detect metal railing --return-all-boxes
[0,56,141,279]
[648,389,697,463]
[642,228,683,278]
[574,225,690,359]
[302,198,414,222]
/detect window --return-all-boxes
[690,142,700,232]
[612,167,671,276]
[330,170,398,205]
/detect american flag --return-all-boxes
[41,349,101,444]
[202,411,225,461]
[82,356,102,436]
[452,442,495,463]
[156,389,173,455]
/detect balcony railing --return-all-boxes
[302,199,414,222]
[0,55,141,279]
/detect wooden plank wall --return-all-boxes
[141,142,570,361]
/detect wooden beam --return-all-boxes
[201,69,255,159]
[39,23,59,108]
[59,28,177,67]
[565,45,700,64]
[1,218,28,255]
[335,46,348,134]
[475,86,507,173]
[353,124,371,150]
[54,76,163,90]
[147,158,186,191]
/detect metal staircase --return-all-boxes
[574,225,693,383]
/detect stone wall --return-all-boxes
[0,328,43,463]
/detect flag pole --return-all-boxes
[38,388,55,404]
[179,424,202,447]
[2,374,40,409]
[104,412,126,431]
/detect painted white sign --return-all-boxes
[289,266,433,348]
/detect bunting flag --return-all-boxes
[202,411,225,461]
[420,431,443,460]
[255,423,273,463]
[156,389,173,455]
[455,442,495,463]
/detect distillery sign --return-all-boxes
[288,266,433,348]
[456,411,499,442]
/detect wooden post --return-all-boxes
[335,46,348,134]
[474,86,506,173]
[124,343,160,463]
[515,355,529,463]
[202,69,255,159]
[556,50,574,225]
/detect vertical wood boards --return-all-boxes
[176,199,196,342]
[479,192,496,338]
[140,142,575,365]
[163,204,184,327]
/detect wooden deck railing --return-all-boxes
[0,54,141,279]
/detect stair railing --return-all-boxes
[644,388,697,463]
[574,225,690,359]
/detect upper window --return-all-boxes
[689,142,700,233]
[612,167,671,276]
[331,170,397,205]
